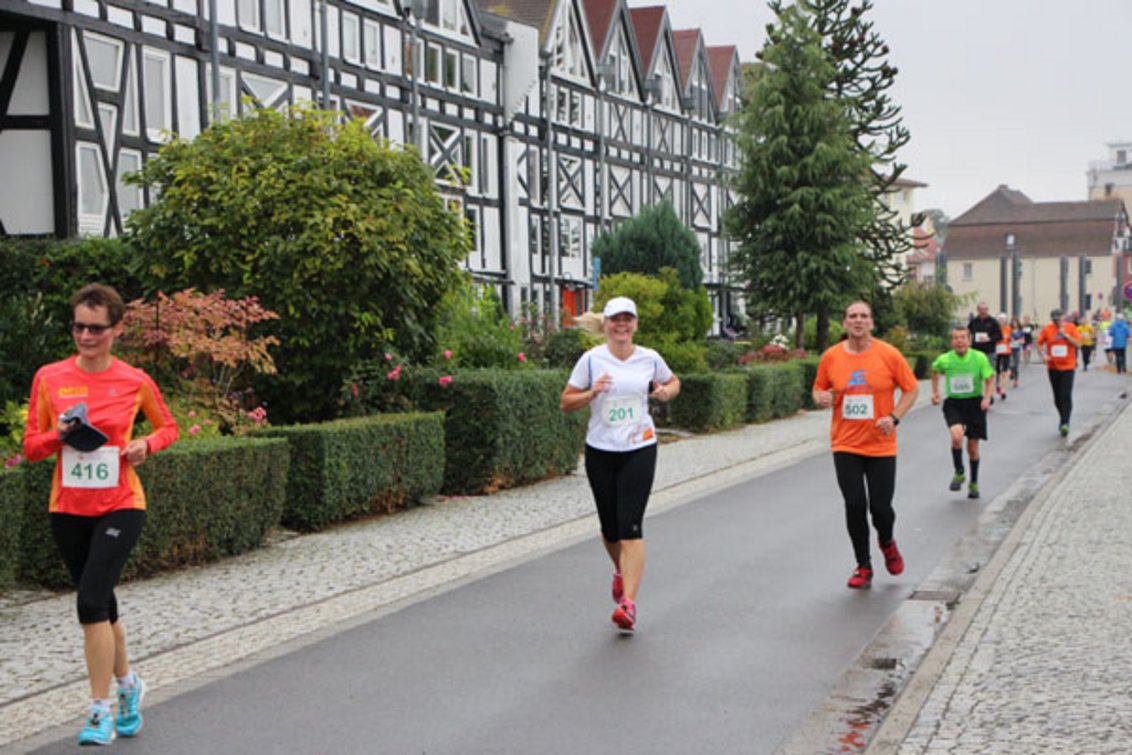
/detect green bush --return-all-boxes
[651,338,708,375]
[540,327,594,369]
[740,366,775,423]
[0,468,23,591]
[16,437,289,588]
[261,413,444,532]
[796,356,822,409]
[0,236,142,406]
[767,361,806,418]
[668,373,748,432]
[410,370,586,494]
[705,340,745,370]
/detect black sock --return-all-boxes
[970,458,980,484]
[951,447,963,473]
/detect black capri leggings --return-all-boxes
[584,444,657,542]
[51,509,146,625]
[832,452,896,569]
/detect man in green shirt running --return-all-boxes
[931,327,994,499]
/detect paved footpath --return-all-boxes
[869,393,1132,753]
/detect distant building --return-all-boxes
[904,219,939,283]
[1087,141,1132,211]
[942,185,1130,320]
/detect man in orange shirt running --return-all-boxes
[1036,308,1082,437]
[813,301,919,589]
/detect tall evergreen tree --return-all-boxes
[725,3,875,350]
[793,0,916,288]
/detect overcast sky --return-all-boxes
[646,0,1132,219]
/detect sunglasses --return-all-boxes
[72,322,113,335]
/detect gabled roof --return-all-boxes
[705,45,737,107]
[672,28,700,91]
[943,185,1126,259]
[628,6,665,73]
[476,0,559,45]
[581,0,617,56]
[953,185,1123,226]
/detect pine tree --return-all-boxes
[725,3,875,350]
[793,0,916,288]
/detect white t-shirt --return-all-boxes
[567,344,674,452]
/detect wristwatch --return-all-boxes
[889,413,900,426]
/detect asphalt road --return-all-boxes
[28,363,1128,755]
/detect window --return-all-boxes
[122,56,138,133]
[206,66,238,121]
[77,142,107,232]
[425,44,440,84]
[1005,232,1016,248]
[962,263,973,281]
[437,0,471,37]
[1118,149,1127,165]
[341,13,360,63]
[116,150,144,217]
[83,32,124,91]
[237,0,261,32]
[444,49,458,89]
[555,88,582,127]
[364,21,381,69]
[558,215,582,259]
[142,49,171,141]
[461,54,477,96]
[656,52,677,110]
[464,208,479,255]
[611,28,632,95]
[265,0,285,37]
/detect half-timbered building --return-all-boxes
[0,0,746,331]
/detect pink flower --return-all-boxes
[517,352,527,363]
[203,419,213,426]
[187,410,197,418]
[350,383,360,398]
[189,424,202,436]
[386,364,402,381]
[443,350,452,360]
[4,454,22,468]
[438,375,453,386]
[384,352,393,361]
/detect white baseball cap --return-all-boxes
[602,296,638,318]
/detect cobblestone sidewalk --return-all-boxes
[872,400,1132,754]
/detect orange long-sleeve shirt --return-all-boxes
[24,356,179,516]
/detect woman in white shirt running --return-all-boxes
[560,297,680,633]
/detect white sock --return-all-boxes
[117,671,136,690]
[91,698,112,713]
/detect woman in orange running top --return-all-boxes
[23,284,178,745]
[812,301,919,590]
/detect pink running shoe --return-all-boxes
[612,599,636,632]
[611,571,623,604]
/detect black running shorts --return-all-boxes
[942,396,987,440]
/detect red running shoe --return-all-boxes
[611,571,623,604]
[612,599,636,632]
[847,567,873,589]
[880,539,904,575]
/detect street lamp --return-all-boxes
[642,74,662,206]
[403,0,429,153]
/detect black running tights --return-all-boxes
[51,509,145,625]
[832,452,897,569]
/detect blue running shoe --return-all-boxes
[116,675,146,737]
[78,706,115,746]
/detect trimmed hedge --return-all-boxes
[668,373,748,432]
[0,468,23,591]
[410,369,586,495]
[261,412,445,532]
[796,357,821,409]
[766,361,806,419]
[741,366,775,423]
[15,437,289,589]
